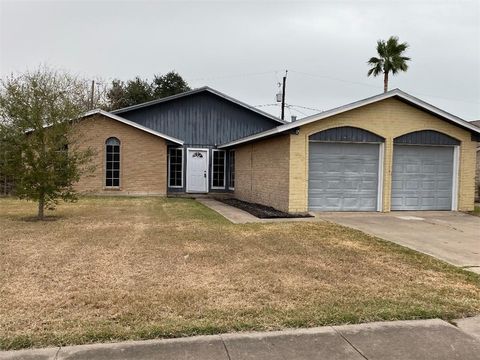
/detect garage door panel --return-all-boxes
[391,197,403,207]
[405,197,420,207]
[437,197,451,207]
[308,143,379,211]
[422,181,435,190]
[391,145,454,210]
[360,180,377,190]
[392,180,403,190]
[343,197,360,208]
[422,165,435,173]
[405,180,419,190]
[360,197,377,208]
[406,164,421,173]
[420,197,434,206]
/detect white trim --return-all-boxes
[377,143,385,212]
[452,145,460,211]
[83,109,184,145]
[211,149,226,189]
[186,148,209,193]
[218,89,480,148]
[167,147,184,188]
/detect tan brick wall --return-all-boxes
[476,147,480,201]
[72,114,167,195]
[288,98,476,212]
[234,135,290,212]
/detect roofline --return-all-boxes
[83,109,184,145]
[219,88,480,148]
[111,86,287,125]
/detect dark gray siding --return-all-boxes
[118,92,280,146]
[309,126,384,143]
[394,130,460,145]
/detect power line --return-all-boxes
[289,69,382,90]
[288,104,323,112]
[255,103,322,118]
[286,105,308,117]
[289,69,480,105]
[187,70,280,82]
[254,103,279,108]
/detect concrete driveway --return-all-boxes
[315,211,480,273]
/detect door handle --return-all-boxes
[204,171,206,178]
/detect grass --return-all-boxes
[467,205,480,217]
[1,196,479,350]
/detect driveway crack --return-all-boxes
[220,337,232,360]
[53,346,61,360]
[332,327,369,360]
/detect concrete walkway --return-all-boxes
[196,198,260,223]
[196,198,320,224]
[2,318,480,360]
[315,211,480,274]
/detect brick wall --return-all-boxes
[288,98,476,212]
[234,135,290,212]
[476,147,480,202]
[72,114,167,195]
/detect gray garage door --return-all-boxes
[308,142,380,211]
[391,145,454,210]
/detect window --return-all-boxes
[212,150,226,189]
[168,147,183,188]
[105,137,120,187]
[228,150,235,190]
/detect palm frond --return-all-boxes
[376,40,387,57]
[367,62,383,77]
[368,35,411,79]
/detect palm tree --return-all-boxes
[367,36,411,92]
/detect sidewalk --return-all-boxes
[2,318,480,360]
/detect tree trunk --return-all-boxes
[384,71,389,93]
[38,193,45,220]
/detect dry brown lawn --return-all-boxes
[1,197,479,350]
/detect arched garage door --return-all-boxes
[308,127,384,211]
[391,130,459,211]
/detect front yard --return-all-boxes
[1,197,479,350]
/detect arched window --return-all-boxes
[105,137,120,187]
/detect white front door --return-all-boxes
[186,149,209,193]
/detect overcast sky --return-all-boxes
[1,0,479,120]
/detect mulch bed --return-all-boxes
[217,198,313,219]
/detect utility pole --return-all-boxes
[281,70,287,121]
[90,80,95,110]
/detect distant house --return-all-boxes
[73,87,480,212]
[470,120,480,201]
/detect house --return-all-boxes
[470,120,480,201]
[74,87,480,212]
[74,87,284,195]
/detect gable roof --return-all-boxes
[83,109,184,145]
[219,89,480,148]
[111,86,286,125]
